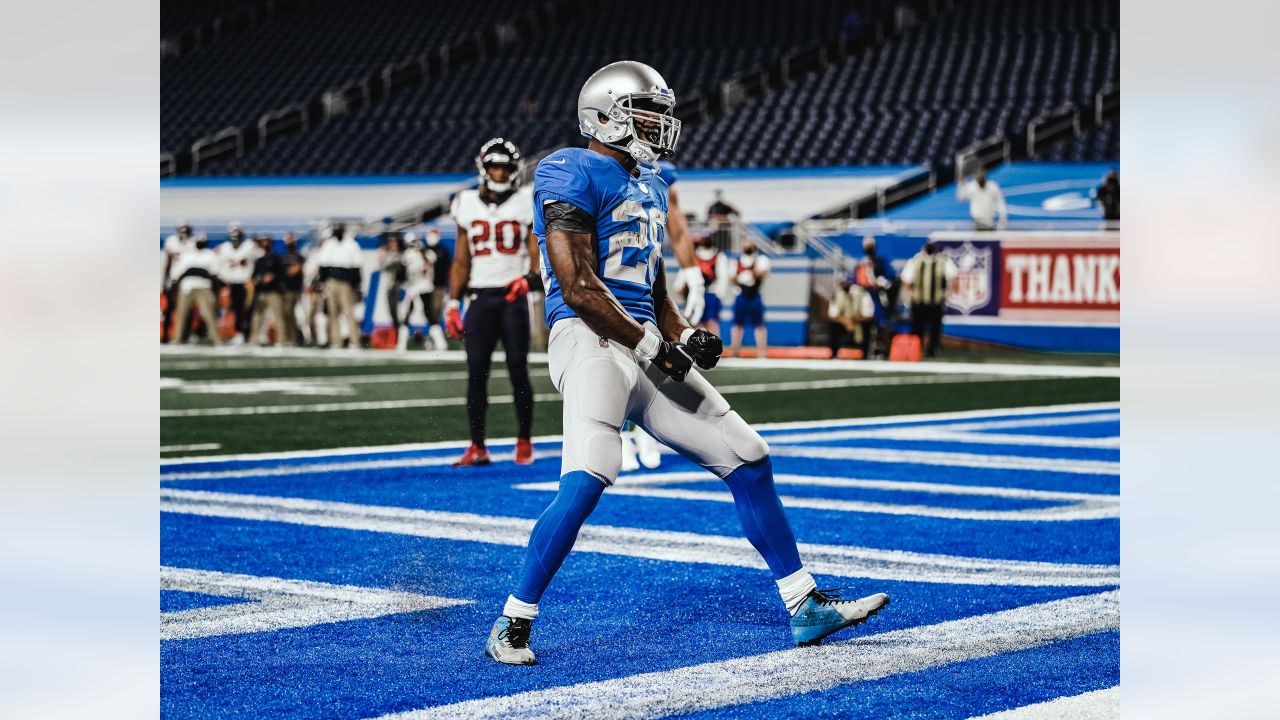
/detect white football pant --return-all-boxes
[547,318,768,484]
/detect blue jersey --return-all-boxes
[657,161,679,186]
[533,148,670,328]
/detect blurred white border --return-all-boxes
[0,1,158,718]
[1123,1,1280,718]
[3,0,1279,716]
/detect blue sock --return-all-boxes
[721,456,804,579]
[511,470,605,604]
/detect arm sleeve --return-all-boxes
[543,200,596,235]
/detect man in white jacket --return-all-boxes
[957,169,1007,230]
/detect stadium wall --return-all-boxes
[818,230,1119,353]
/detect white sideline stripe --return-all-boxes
[161,372,471,388]
[968,686,1119,719]
[159,402,1119,464]
[765,412,1121,449]
[160,443,222,453]
[159,432,1113,482]
[770,445,1119,476]
[161,452,517,481]
[513,472,1120,522]
[160,343,1118,377]
[716,356,1120,378]
[160,566,470,640]
[373,590,1121,720]
[159,374,1026,418]
[159,489,1120,587]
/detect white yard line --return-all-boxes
[764,412,1121,450]
[161,343,1118,377]
[161,453,517,481]
[769,446,1119,476]
[159,489,1119,587]
[160,433,1114,482]
[160,374,1027,418]
[372,590,1121,720]
[160,566,469,640]
[159,402,1119,465]
[159,443,222,453]
[968,687,1119,719]
[513,472,1120,522]
[161,372,471,388]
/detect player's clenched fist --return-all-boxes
[682,328,723,370]
[446,300,465,339]
[635,330,693,382]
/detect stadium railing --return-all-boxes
[191,127,245,173]
[1027,103,1083,159]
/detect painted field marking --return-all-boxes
[161,343,1118,377]
[514,472,1120,522]
[160,566,471,640]
[769,445,1119,476]
[159,402,1118,465]
[159,489,1119,587]
[161,372,471,395]
[372,590,1120,720]
[160,452,517,481]
[160,374,1032,418]
[765,411,1120,450]
[160,443,222,453]
[968,686,1119,719]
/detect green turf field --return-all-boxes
[161,347,1119,457]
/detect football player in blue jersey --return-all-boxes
[483,61,889,666]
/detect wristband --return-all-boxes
[679,327,695,344]
[447,299,460,310]
[634,329,662,360]
[680,266,705,289]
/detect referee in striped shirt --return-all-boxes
[900,241,958,358]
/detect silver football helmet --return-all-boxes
[475,138,524,193]
[578,61,681,169]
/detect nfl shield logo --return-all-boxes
[943,242,992,315]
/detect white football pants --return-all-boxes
[547,318,769,484]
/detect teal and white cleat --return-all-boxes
[790,588,890,646]
[485,616,537,665]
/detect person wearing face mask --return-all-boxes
[424,227,451,335]
[900,240,958,358]
[730,240,771,358]
[279,233,304,346]
[856,237,898,359]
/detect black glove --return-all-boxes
[652,340,694,382]
[685,329,724,370]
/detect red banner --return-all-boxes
[1001,247,1120,311]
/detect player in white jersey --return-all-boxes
[162,220,195,343]
[170,236,222,345]
[216,222,261,344]
[396,233,447,351]
[447,138,542,467]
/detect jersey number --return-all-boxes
[468,220,524,257]
[603,203,665,286]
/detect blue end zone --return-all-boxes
[160,406,1119,718]
[162,590,255,613]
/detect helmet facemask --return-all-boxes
[599,94,681,170]
[475,139,524,194]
